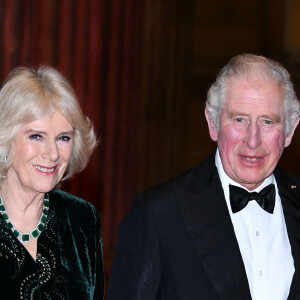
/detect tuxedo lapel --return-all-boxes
[275,170,300,299]
[175,156,251,300]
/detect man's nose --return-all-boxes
[243,122,262,149]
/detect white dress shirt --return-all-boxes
[215,149,294,300]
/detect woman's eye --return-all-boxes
[58,135,71,142]
[29,134,42,140]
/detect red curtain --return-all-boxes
[0,0,144,281]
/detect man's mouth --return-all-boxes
[243,156,261,162]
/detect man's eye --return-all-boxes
[29,134,42,140]
[264,119,272,125]
[235,117,244,122]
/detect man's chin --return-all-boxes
[236,176,266,190]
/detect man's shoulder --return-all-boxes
[274,167,300,190]
[139,151,217,206]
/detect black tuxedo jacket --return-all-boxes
[107,152,300,299]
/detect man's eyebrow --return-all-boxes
[227,111,282,122]
[227,111,248,118]
[260,114,281,123]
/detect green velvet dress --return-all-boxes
[0,189,104,300]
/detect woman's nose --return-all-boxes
[42,140,59,161]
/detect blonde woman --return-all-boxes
[0,67,104,299]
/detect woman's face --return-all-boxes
[7,111,74,197]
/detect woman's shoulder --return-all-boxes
[49,189,102,253]
[49,188,100,220]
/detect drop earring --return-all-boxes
[0,156,7,163]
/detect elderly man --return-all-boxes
[107,54,300,300]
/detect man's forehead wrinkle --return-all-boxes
[228,72,282,92]
[246,74,271,88]
[226,101,273,111]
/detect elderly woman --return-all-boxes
[0,67,104,299]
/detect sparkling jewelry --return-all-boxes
[0,193,49,242]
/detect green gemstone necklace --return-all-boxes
[0,193,49,243]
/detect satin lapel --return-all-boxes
[175,167,251,300]
[275,172,300,300]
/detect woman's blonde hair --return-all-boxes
[0,66,97,180]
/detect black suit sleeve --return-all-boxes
[107,194,161,300]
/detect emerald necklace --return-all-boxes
[0,193,49,242]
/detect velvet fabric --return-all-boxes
[50,189,104,300]
[107,151,300,299]
[0,200,68,299]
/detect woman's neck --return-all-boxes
[0,180,45,233]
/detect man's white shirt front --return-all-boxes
[215,149,294,300]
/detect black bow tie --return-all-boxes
[229,184,275,214]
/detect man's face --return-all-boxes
[206,77,298,190]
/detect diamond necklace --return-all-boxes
[0,193,49,242]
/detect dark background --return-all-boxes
[1,0,300,289]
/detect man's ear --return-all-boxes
[205,108,218,142]
[285,118,299,147]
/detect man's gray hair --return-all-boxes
[206,53,300,136]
